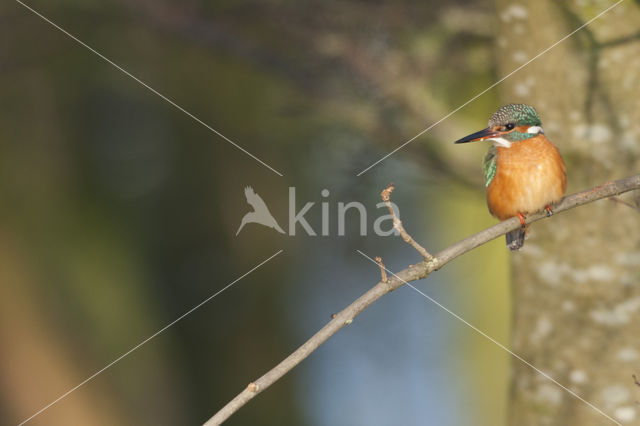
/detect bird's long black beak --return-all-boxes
[454,127,500,144]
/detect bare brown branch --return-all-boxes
[374,256,388,283]
[381,183,433,260]
[204,174,640,426]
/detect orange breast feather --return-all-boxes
[486,135,566,221]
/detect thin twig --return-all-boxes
[204,174,640,426]
[381,183,433,260]
[608,196,640,213]
[375,256,388,283]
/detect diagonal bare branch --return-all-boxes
[204,173,640,426]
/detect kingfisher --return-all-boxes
[454,104,566,250]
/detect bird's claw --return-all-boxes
[545,205,554,217]
[516,212,527,228]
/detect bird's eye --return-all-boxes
[505,123,515,130]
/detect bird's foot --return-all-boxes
[516,212,526,228]
[545,205,554,217]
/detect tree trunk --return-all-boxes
[494,1,640,424]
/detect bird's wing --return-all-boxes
[483,146,497,188]
[245,187,269,211]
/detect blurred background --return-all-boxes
[1,1,638,425]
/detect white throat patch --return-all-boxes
[489,137,512,148]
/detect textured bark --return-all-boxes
[494,1,640,425]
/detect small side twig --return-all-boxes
[375,256,388,283]
[381,183,433,260]
[608,196,640,213]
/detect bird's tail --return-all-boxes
[506,226,527,251]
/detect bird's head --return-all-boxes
[454,103,543,148]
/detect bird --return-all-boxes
[454,103,566,250]
[236,186,285,235]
